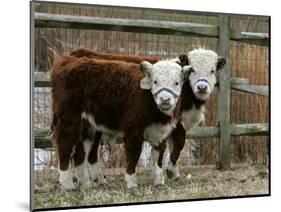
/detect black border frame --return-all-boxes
[30,1,271,211]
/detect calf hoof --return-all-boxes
[152,164,165,186]
[89,162,107,185]
[166,169,181,180]
[97,175,107,185]
[127,183,138,189]
[166,162,181,180]
[59,169,75,191]
[154,181,165,187]
[154,178,165,186]
[125,173,138,189]
[93,175,106,183]
[173,175,181,181]
[78,179,92,190]
[166,169,174,179]
[60,182,75,191]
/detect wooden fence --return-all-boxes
[33,12,269,170]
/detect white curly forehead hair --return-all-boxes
[188,49,219,72]
[184,48,226,101]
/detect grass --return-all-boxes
[34,165,269,210]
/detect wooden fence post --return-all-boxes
[217,15,231,170]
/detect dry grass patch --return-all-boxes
[34,165,269,209]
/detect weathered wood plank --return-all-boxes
[35,12,219,38]
[34,72,51,87]
[217,15,231,170]
[230,123,268,136]
[230,30,269,46]
[34,13,269,46]
[185,123,269,138]
[215,77,249,87]
[230,77,250,85]
[34,72,250,88]
[35,128,52,137]
[231,84,268,96]
[34,123,269,148]
[34,137,53,149]
[186,127,219,139]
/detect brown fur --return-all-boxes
[51,54,181,176]
[70,48,160,64]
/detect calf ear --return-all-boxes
[182,65,192,80]
[178,54,188,67]
[216,57,226,71]
[140,61,153,90]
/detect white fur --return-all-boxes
[83,139,92,158]
[76,162,91,189]
[75,139,92,189]
[188,49,218,72]
[141,60,188,116]
[144,120,177,145]
[153,164,165,185]
[188,49,219,100]
[151,148,165,185]
[151,147,160,163]
[88,162,106,184]
[82,112,121,135]
[83,112,176,147]
[59,163,75,190]
[124,173,138,188]
[166,160,180,180]
[181,105,205,130]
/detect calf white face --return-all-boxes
[140,60,191,116]
[186,49,226,100]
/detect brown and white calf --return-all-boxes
[70,48,226,181]
[51,54,190,189]
[165,49,226,179]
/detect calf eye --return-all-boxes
[211,70,215,74]
[175,82,179,86]
[154,80,157,85]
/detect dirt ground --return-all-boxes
[34,165,269,210]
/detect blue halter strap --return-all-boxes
[196,78,210,85]
[153,87,179,99]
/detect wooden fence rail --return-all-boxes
[33,13,269,169]
[34,123,268,149]
[34,12,269,46]
[33,72,268,97]
[231,85,268,96]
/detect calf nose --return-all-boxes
[197,84,207,92]
[160,97,171,105]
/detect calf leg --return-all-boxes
[124,131,143,189]
[166,122,186,180]
[151,141,166,186]
[73,140,92,189]
[55,112,81,190]
[88,131,106,184]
